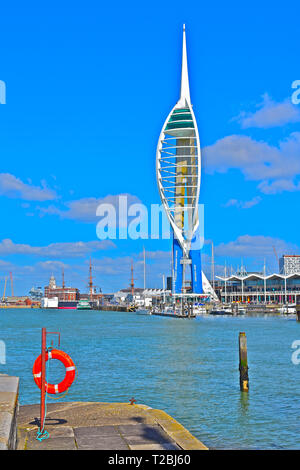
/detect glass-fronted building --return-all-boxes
[216,273,300,304]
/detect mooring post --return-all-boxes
[239,332,249,392]
[40,327,46,430]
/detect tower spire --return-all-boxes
[179,24,191,106]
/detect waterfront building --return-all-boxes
[80,291,103,303]
[279,255,300,275]
[41,297,59,308]
[49,274,56,289]
[44,275,80,301]
[166,276,172,291]
[216,272,300,304]
[156,26,214,297]
[4,296,31,305]
[113,288,168,307]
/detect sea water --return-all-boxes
[1,308,300,449]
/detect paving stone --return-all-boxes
[120,424,174,446]
[0,392,18,410]
[0,376,19,393]
[17,402,208,450]
[0,412,12,439]
[74,425,119,438]
[26,437,77,450]
[119,424,167,437]
[0,441,8,450]
[129,443,181,450]
[76,435,129,450]
[28,425,74,439]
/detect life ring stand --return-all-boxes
[32,348,76,394]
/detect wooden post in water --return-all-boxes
[239,332,249,392]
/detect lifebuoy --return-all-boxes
[32,349,76,394]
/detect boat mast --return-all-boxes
[89,258,93,301]
[211,241,215,294]
[143,247,146,290]
[224,261,227,304]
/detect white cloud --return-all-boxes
[39,193,141,223]
[203,132,300,194]
[215,235,299,259]
[257,179,300,194]
[0,173,56,201]
[36,260,68,271]
[224,196,262,209]
[235,93,300,128]
[0,239,116,258]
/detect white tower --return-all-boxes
[156,25,202,294]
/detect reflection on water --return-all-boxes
[0,309,300,449]
[239,391,250,415]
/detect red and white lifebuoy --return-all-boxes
[32,349,76,394]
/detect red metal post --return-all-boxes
[40,327,46,430]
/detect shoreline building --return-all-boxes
[156,25,216,300]
[216,271,300,304]
[44,275,80,302]
[279,255,300,275]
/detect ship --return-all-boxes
[58,300,78,310]
[77,300,92,310]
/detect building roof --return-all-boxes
[217,272,300,282]
[281,255,300,258]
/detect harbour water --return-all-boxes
[1,308,300,449]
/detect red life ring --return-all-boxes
[32,349,76,394]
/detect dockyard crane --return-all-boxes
[272,246,279,264]
[2,276,7,301]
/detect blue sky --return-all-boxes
[0,0,300,294]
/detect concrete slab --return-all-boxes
[0,412,12,439]
[0,376,19,393]
[17,402,208,451]
[123,434,174,446]
[118,423,163,436]
[74,425,120,438]
[0,375,19,449]
[0,392,18,412]
[26,437,77,451]
[76,436,129,450]
[129,443,181,450]
[28,426,74,439]
[120,424,175,446]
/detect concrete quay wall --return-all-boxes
[0,375,19,450]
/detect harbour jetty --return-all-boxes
[98,305,135,312]
[17,402,207,450]
[0,374,207,450]
[151,312,196,319]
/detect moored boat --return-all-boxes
[77,300,92,310]
[58,300,78,310]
